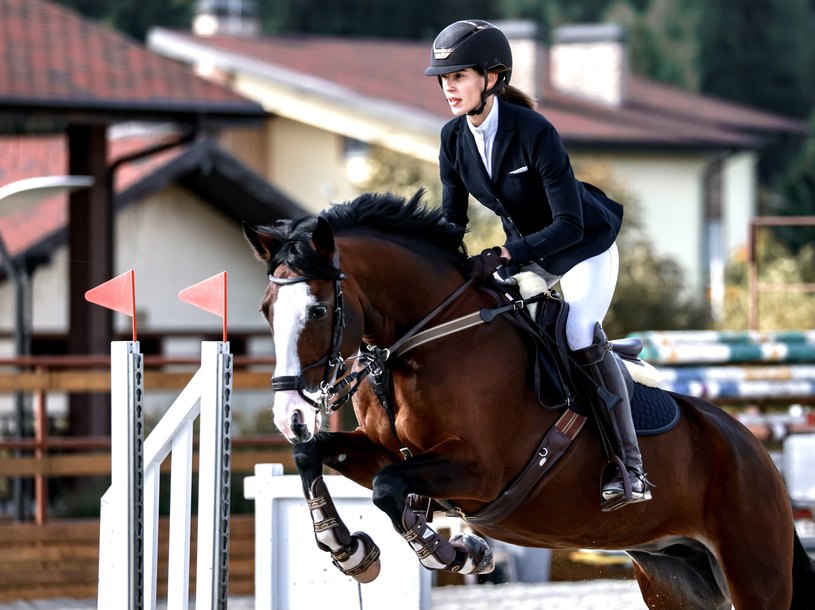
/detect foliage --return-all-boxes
[52,0,194,41]
[763,111,815,252]
[257,0,498,39]
[606,0,701,91]
[720,232,815,331]
[696,0,815,121]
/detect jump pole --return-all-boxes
[90,271,232,610]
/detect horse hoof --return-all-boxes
[333,531,382,583]
[450,532,495,574]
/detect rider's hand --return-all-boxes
[467,246,509,280]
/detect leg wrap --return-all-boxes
[399,506,493,574]
[308,476,382,583]
[400,505,458,570]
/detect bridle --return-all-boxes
[268,253,547,429]
[267,253,479,418]
[268,255,350,413]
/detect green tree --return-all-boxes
[53,0,194,41]
[258,0,498,39]
[606,0,701,90]
[721,232,815,330]
[697,0,815,120]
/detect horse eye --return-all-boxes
[308,304,329,319]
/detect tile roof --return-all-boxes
[0,132,303,262]
[156,30,808,149]
[0,0,265,123]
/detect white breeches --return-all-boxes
[525,243,619,351]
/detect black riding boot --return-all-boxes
[574,324,651,511]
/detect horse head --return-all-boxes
[244,216,360,443]
[245,191,466,443]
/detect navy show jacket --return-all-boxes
[439,100,624,276]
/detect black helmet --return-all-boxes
[424,20,512,85]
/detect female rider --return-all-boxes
[424,19,651,511]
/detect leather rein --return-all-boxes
[268,255,547,429]
[269,256,589,523]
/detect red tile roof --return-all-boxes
[0,0,264,121]
[162,31,808,148]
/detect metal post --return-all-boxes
[196,341,233,610]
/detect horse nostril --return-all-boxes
[290,410,308,438]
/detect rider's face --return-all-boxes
[440,68,497,122]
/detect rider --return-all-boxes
[424,19,651,511]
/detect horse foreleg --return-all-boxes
[371,455,495,576]
[293,439,382,583]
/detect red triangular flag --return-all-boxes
[178,272,228,341]
[85,269,137,341]
[85,269,136,316]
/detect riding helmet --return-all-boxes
[424,19,513,84]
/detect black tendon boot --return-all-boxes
[574,324,652,511]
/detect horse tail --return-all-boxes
[791,529,815,609]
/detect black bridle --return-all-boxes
[268,252,478,418]
[268,259,351,413]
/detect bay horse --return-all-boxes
[244,191,815,609]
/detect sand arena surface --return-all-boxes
[0,579,651,610]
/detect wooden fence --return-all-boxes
[0,514,256,602]
[0,355,292,602]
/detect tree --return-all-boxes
[697,0,815,120]
[52,0,194,41]
[606,0,701,91]
[257,0,498,39]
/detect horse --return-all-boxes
[244,191,815,609]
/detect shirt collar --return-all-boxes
[466,97,499,139]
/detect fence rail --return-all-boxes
[0,354,291,524]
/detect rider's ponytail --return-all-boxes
[498,85,536,110]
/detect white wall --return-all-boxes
[1,185,273,340]
[576,151,708,291]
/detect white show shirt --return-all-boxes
[466,98,500,178]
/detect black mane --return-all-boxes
[263,190,468,278]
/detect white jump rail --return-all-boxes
[97,340,233,610]
[244,463,432,610]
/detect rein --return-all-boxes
[269,255,550,457]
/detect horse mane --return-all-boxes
[262,190,469,278]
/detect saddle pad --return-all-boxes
[631,383,680,436]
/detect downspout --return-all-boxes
[702,149,737,322]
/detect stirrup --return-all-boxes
[600,466,652,512]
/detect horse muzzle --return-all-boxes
[274,395,322,443]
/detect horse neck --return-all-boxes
[339,239,465,347]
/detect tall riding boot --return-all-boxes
[574,324,651,511]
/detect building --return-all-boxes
[148,18,809,311]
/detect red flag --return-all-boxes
[178,272,228,341]
[85,269,137,341]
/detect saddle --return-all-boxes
[490,278,677,433]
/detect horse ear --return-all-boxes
[243,221,281,263]
[312,217,335,259]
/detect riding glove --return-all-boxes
[467,246,508,280]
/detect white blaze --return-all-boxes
[271,282,323,441]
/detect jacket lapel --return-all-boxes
[456,119,495,196]
[491,104,518,180]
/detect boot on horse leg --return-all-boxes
[306,476,382,582]
[398,503,495,575]
[574,324,652,511]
